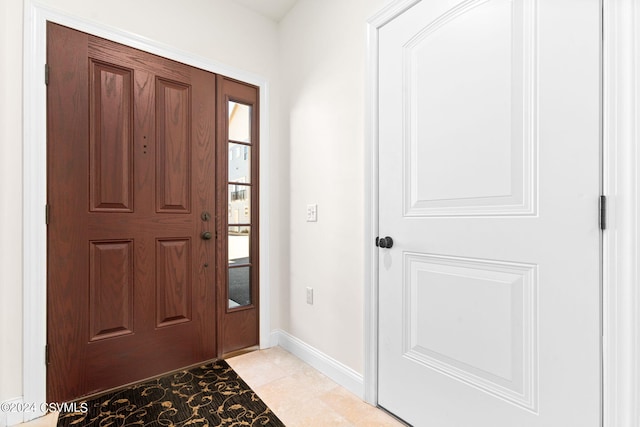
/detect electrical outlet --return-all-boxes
[306,287,314,305]
[306,204,317,222]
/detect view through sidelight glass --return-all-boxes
[228,101,252,309]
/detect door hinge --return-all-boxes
[45,64,49,86]
[45,344,50,365]
[599,195,607,230]
[45,204,50,225]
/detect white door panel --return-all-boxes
[377,0,601,426]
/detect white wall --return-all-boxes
[0,0,25,406]
[31,0,281,83]
[278,0,390,375]
[0,0,282,405]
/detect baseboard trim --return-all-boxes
[271,329,364,399]
[1,397,25,427]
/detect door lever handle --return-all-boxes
[376,236,394,249]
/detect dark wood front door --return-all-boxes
[46,23,218,402]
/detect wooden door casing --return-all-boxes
[47,23,218,402]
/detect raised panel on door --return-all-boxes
[403,0,536,217]
[156,238,193,327]
[156,78,192,213]
[403,253,537,410]
[89,240,134,341]
[89,60,134,212]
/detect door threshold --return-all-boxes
[221,345,260,360]
[66,358,220,403]
[377,405,412,427]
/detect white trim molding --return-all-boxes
[364,0,421,405]
[272,330,365,399]
[22,1,272,422]
[603,0,640,426]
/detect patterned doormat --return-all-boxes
[57,360,285,426]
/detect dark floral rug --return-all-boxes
[57,360,285,426]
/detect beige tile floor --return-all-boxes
[227,347,404,426]
[19,346,404,427]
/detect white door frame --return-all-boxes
[22,1,272,421]
[364,1,640,426]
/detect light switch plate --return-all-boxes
[306,204,318,222]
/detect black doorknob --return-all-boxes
[201,231,213,240]
[376,236,394,248]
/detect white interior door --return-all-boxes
[377,1,601,426]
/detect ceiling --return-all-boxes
[229,0,299,22]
